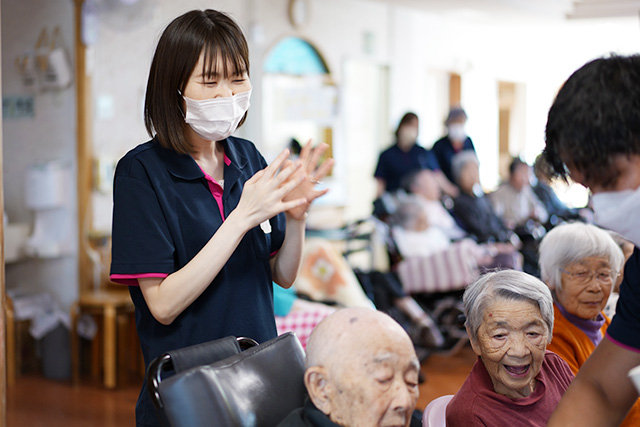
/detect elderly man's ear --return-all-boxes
[304,367,334,414]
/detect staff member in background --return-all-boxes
[374,112,457,198]
[432,106,476,184]
[109,9,333,426]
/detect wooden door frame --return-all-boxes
[1,3,6,424]
[74,0,93,295]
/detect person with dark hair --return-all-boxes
[431,106,477,183]
[532,153,586,225]
[543,54,640,427]
[109,9,333,426]
[489,157,548,230]
[374,112,456,197]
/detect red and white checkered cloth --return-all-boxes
[275,306,335,350]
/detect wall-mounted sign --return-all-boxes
[3,95,35,119]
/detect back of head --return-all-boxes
[545,54,640,184]
[144,9,250,154]
[463,270,554,344]
[539,222,624,291]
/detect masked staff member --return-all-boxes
[109,9,333,426]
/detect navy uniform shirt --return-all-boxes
[608,247,640,351]
[374,142,439,193]
[110,137,285,426]
[431,135,476,183]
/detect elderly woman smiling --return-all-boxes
[539,222,640,426]
[446,270,574,426]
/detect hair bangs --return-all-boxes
[200,28,249,80]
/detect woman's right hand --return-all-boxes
[232,148,307,229]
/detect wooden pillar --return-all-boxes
[74,0,94,294]
[0,3,6,424]
[449,73,461,107]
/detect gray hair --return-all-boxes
[390,196,424,230]
[539,222,624,293]
[451,151,479,185]
[464,270,554,344]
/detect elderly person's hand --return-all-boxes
[446,270,574,427]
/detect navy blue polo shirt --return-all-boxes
[607,247,640,352]
[110,137,285,426]
[374,143,439,193]
[431,135,476,183]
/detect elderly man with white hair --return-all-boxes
[446,270,574,426]
[278,307,420,427]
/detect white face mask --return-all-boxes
[182,89,252,142]
[448,123,466,142]
[592,186,640,247]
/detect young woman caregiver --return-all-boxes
[109,9,334,426]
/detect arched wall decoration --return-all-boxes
[264,36,329,76]
[261,36,338,187]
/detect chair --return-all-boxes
[70,288,137,388]
[70,231,145,388]
[149,332,306,427]
[5,295,16,386]
[422,394,454,427]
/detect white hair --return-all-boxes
[451,151,479,184]
[539,222,624,293]
[464,270,554,344]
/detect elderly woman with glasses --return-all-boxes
[539,222,640,426]
[446,270,574,426]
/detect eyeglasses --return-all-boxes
[559,268,616,284]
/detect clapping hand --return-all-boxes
[283,140,334,221]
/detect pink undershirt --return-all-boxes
[110,154,231,286]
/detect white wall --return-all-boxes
[2,0,78,309]
[90,0,393,225]
[387,8,640,191]
[89,1,640,226]
[3,1,640,310]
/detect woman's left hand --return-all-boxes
[283,140,334,221]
